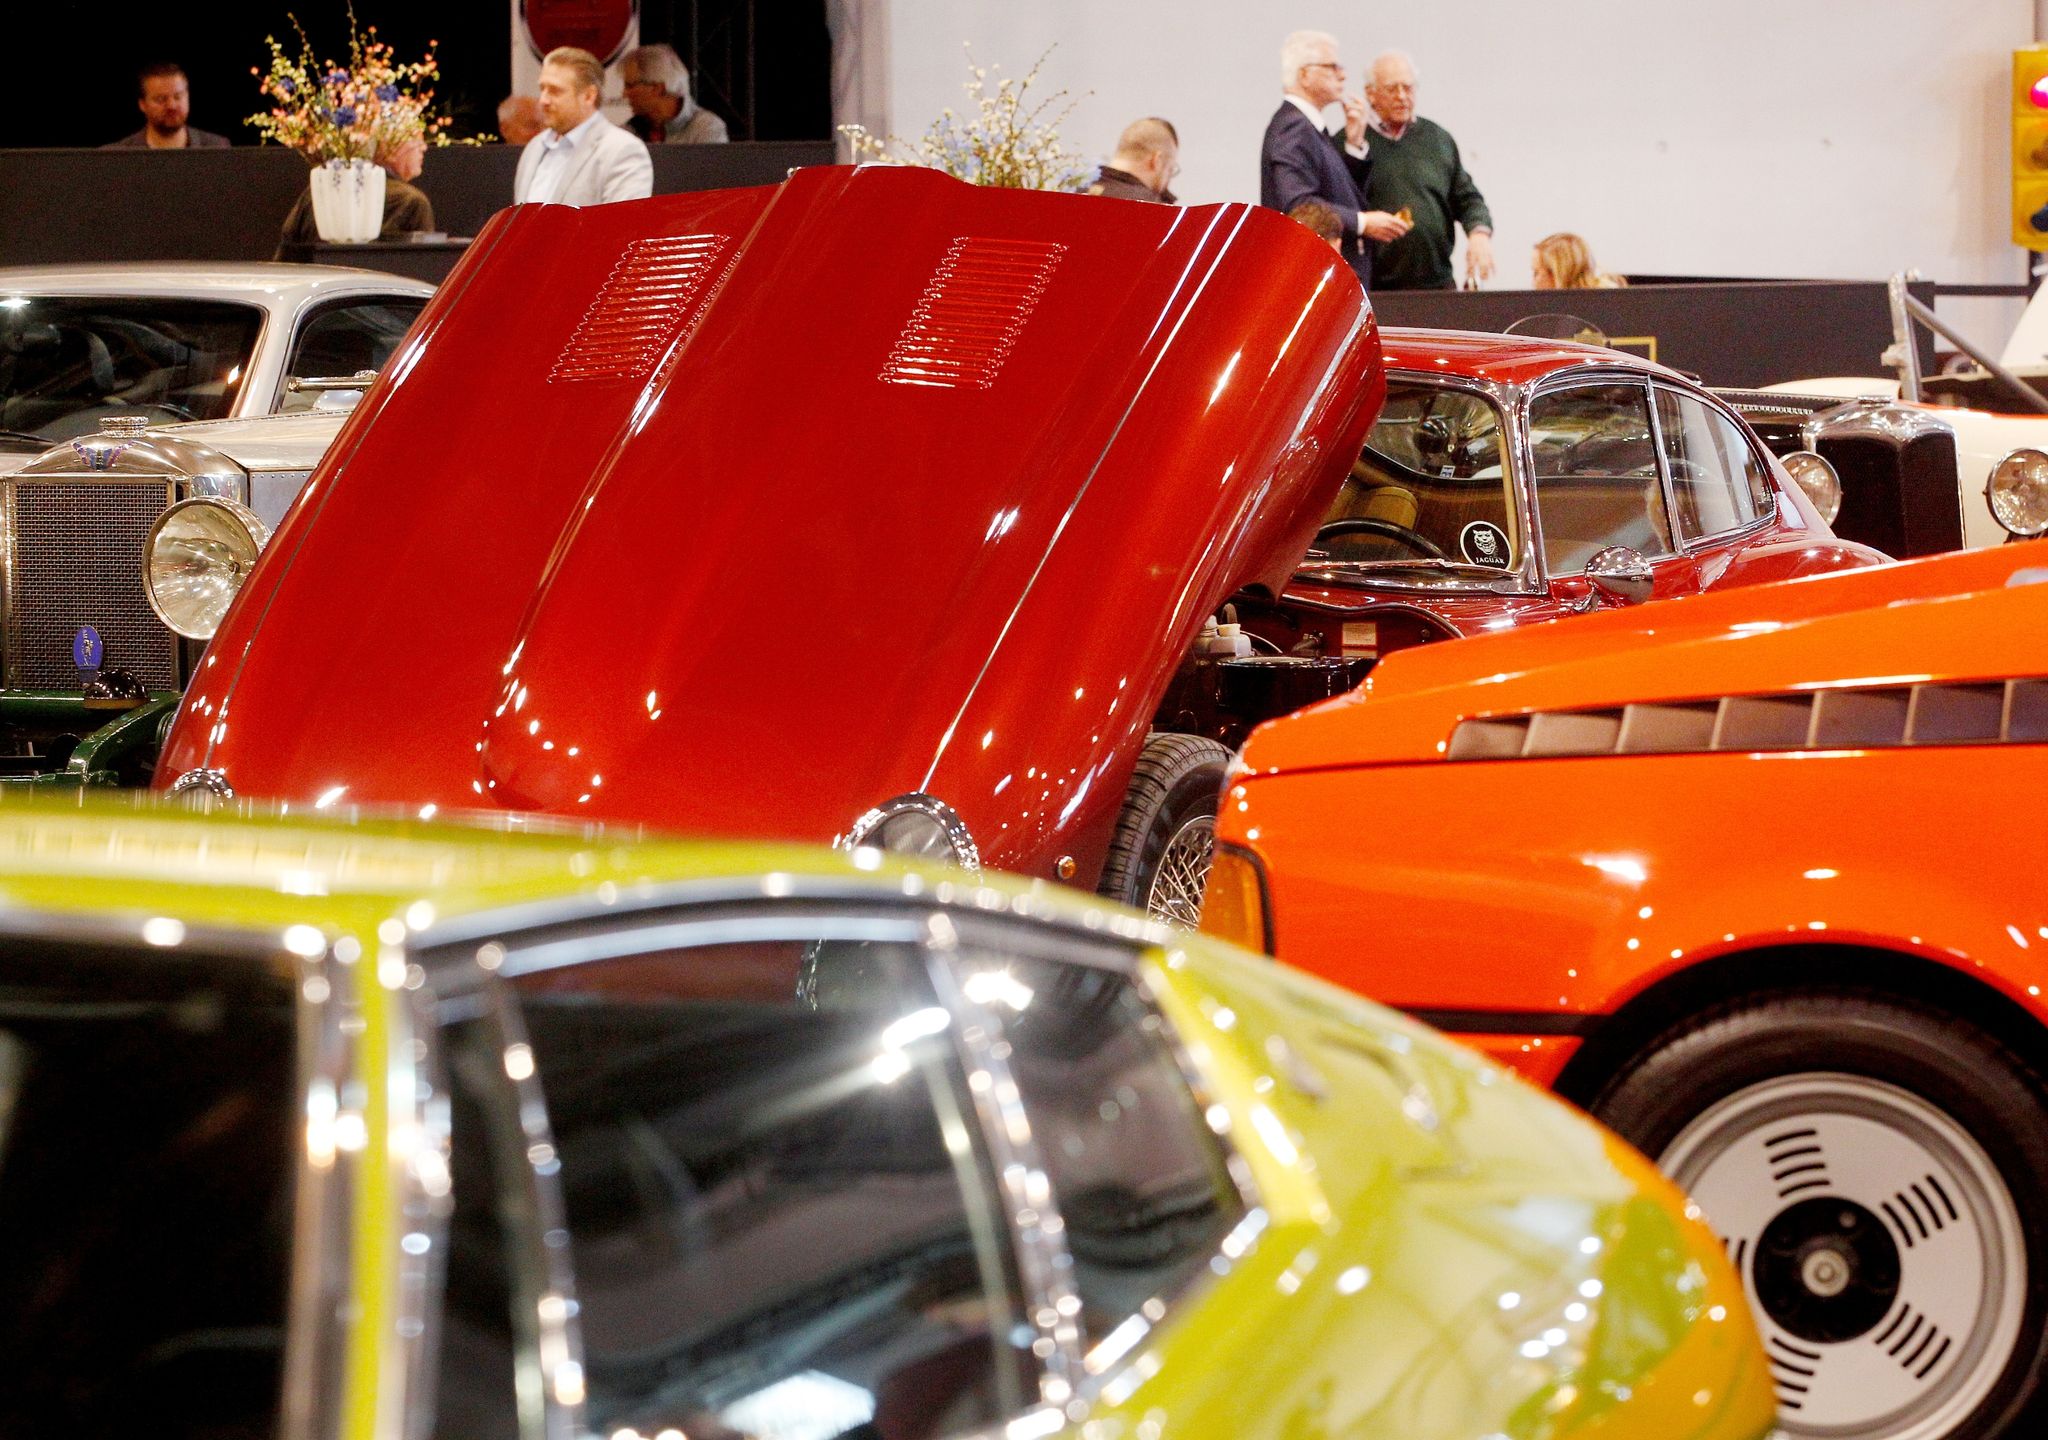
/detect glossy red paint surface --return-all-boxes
[1213,538,2048,1080]
[160,166,1382,878]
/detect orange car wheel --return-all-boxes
[1590,990,2048,1440]
[1098,733,1229,927]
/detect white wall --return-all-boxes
[857,0,2035,349]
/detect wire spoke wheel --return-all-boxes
[1661,1073,2027,1440]
[1142,813,1215,927]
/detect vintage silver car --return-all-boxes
[0,261,430,783]
[0,261,431,460]
[0,404,360,785]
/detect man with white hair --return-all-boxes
[1260,30,1409,286]
[1360,51,1493,289]
[621,44,730,144]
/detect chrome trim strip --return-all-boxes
[282,936,350,1440]
[924,910,1089,1414]
[453,959,589,1440]
[416,871,1169,970]
[1298,366,1543,598]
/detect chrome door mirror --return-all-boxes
[1583,546,1654,607]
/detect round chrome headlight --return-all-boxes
[842,793,981,873]
[1781,450,1842,526]
[144,497,270,639]
[1988,448,2048,537]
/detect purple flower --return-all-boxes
[326,69,349,85]
[278,77,297,97]
[374,84,398,102]
[333,105,357,125]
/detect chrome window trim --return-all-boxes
[1295,366,1543,598]
[923,911,1090,1413]
[435,955,588,1440]
[1648,380,1782,554]
[421,889,1265,1433]
[416,870,1167,971]
[270,294,431,415]
[1522,369,1677,579]
[941,914,1265,1412]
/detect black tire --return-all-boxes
[1097,732,1230,926]
[1590,989,2048,1440]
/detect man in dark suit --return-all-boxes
[1260,30,1409,286]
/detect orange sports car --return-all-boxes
[1203,538,2048,1440]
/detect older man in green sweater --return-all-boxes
[1361,52,1494,290]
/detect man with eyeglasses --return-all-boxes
[1260,30,1409,286]
[1359,51,1494,290]
[620,44,730,145]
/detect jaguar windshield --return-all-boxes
[0,297,264,441]
[1299,378,1522,587]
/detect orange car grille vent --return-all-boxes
[549,233,733,384]
[879,236,1066,390]
[1447,677,2048,761]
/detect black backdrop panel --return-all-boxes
[0,142,831,267]
[1368,281,1937,388]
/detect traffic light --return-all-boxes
[2013,48,2048,248]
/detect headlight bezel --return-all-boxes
[143,495,271,640]
[841,792,981,875]
[1987,447,2048,538]
[1781,450,1843,526]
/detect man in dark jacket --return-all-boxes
[1259,30,1408,286]
[1087,118,1180,203]
[1360,51,1494,290]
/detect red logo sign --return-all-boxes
[520,0,638,65]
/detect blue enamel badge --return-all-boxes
[73,626,103,671]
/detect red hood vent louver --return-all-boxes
[879,236,1067,390]
[547,232,733,384]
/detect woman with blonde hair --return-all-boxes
[1531,232,1625,289]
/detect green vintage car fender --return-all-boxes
[0,796,1773,1440]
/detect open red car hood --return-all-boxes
[163,166,1381,869]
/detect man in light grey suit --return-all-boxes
[514,47,654,207]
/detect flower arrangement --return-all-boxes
[840,46,1091,192]
[248,7,449,162]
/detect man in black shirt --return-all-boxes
[1087,119,1180,204]
[104,62,230,149]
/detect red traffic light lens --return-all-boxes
[2031,76,2048,107]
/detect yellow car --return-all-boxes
[0,800,1769,1440]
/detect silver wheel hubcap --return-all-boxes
[1661,1073,2025,1440]
[1143,814,1215,927]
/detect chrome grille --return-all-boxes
[6,479,178,690]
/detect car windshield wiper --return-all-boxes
[1297,556,1520,589]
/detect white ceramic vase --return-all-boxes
[307,158,386,244]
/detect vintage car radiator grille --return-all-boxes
[880,237,1067,390]
[6,479,178,691]
[1447,678,2048,761]
[548,233,733,385]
